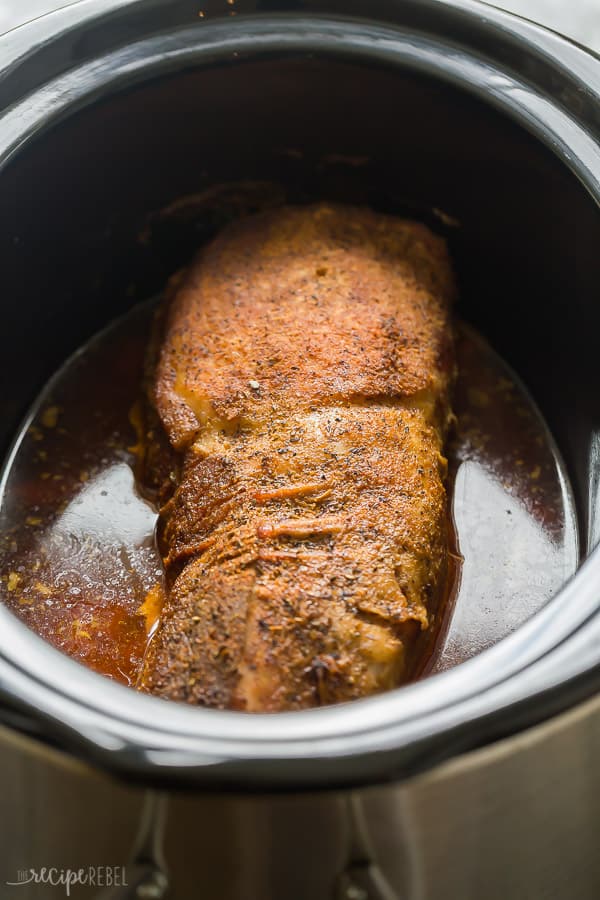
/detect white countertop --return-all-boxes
[490,0,600,50]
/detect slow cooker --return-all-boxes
[1,1,600,897]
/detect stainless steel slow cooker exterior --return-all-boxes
[1,1,600,897]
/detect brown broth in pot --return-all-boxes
[0,302,578,687]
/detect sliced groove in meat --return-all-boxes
[138,203,455,710]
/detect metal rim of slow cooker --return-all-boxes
[0,0,600,790]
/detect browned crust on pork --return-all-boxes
[138,203,455,710]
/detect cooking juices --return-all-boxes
[0,302,578,688]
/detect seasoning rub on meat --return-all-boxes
[138,203,456,711]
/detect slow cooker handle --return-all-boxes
[94,864,167,900]
[333,795,400,900]
[94,790,399,900]
[95,792,168,900]
[334,864,400,900]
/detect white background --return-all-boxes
[0,1,599,50]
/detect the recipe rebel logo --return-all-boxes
[5,866,128,895]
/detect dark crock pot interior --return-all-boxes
[0,2,600,789]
